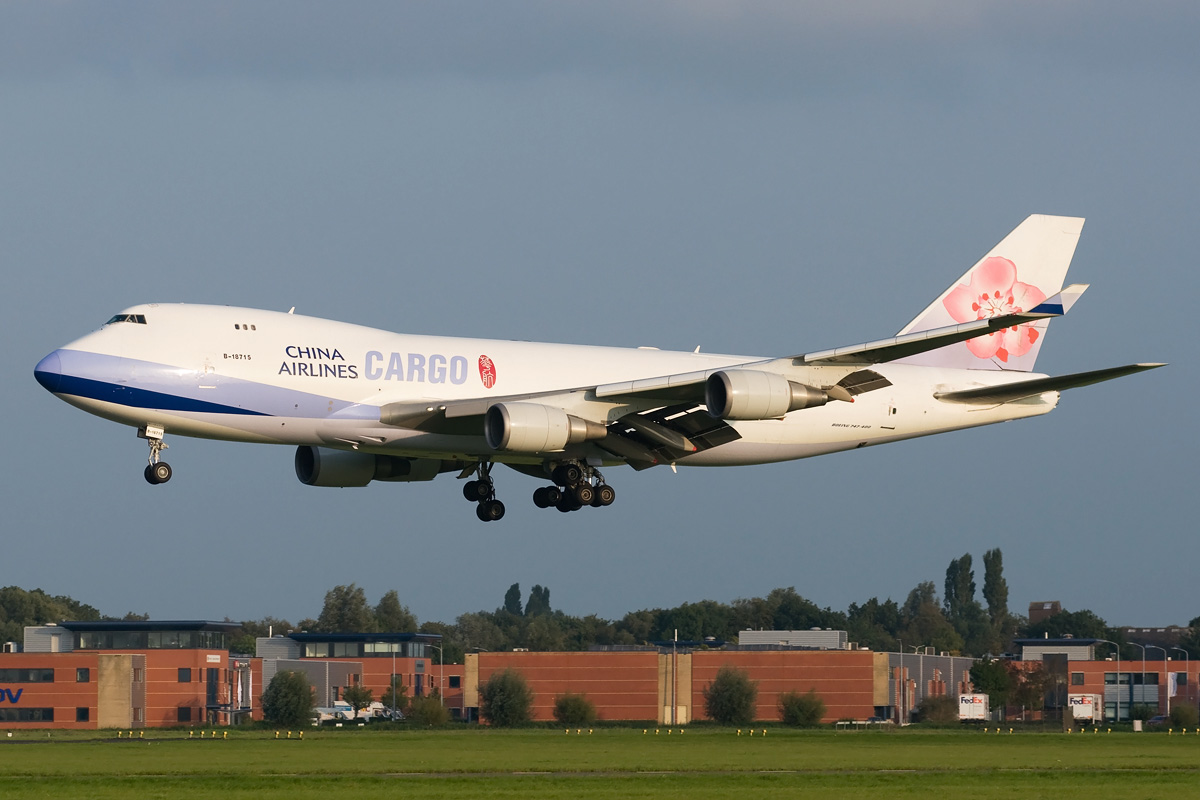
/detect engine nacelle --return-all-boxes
[705,370,829,420]
[484,402,607,452]
[295,446,449,487]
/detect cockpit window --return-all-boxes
[105,314,147,325]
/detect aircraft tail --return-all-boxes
[895,214,1085,371]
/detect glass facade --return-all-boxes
[0,668,54,682]
[75,629,229,650]
[302,640,427,658]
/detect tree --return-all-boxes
[504,583,523,616]
[553,693,597,725]
[943,554,976,622]
[314,584,377,633]
[702,666,757,726]
[375,590,418,632]
[342,684,374,719]
[1170,704,1199,728]
[480,669,534,727]
[1008,662,1050,720]
[970,658,1012,713]
[262,670,315,727]
[981,549,1008,625]
[524,585,551,617]
[381,675,408,716]
[778,689,825,727]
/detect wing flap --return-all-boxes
[934,363,1165,404]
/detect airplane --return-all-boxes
[34,214,1162,522]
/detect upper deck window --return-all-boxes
[106,314,147,325]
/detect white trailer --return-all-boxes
[958,693,990,721]
[1068,694,1102,721]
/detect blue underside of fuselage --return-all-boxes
[38,370,269,416]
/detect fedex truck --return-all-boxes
[1068,694,1103,721]
[958,693,990,721]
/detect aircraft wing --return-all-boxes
[933,363,1165,404]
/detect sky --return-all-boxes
[2,2,1195,632]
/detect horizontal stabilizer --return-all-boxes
[800,285,1088,366]
[934,363,1165,405]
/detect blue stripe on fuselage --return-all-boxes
[51,373,268,416]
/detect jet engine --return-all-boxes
[484,402,607,452]
[705,370,828,420]
[295,446,450,487]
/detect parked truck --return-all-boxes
[1068,693,1103,722]
[958,693,990,721]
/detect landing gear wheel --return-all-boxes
[145,462,172,484]
[552,464,583,486]
[476,499,505,522]
[533,487,550,508]
[572,484,595,505]
[595,484,616,506]
[556,496,583,513]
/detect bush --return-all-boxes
[702,666,758,726]
[342,684,374,719]
[1169,704,1199,728]
[480,669,534,727]
[407,694,451,726]
[1130,703,1156,721]
[553,693,597,725]
[261,670,315,727]
[778,689,825,727]
[913,695,959,724]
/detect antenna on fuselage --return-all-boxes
[288,307,295,314]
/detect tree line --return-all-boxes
[5,548,1198,661]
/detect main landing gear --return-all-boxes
[462,462,505,522]
[138,425,173,485]
[532,463,616,514]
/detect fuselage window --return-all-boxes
[234,324,240,330]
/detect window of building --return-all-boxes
[76,668,90,683]
[178,707,192,722]
[178,668,192,683]
[133,707,143,722]
[304,643,330,658]
[133,668,144,683]
[332,642,358,658]
[1071,672,1085,686]
[448,676,461,689]
[0,668,54,682]
[0,708,54,722]
[76,707,90,722]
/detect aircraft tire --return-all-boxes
[144,464,159,485]
[463,480,491,502]
[596,485,616,506]
[573,484,595,505]
[552,464,582,486]
[533,487,550,508]
[478,499,505,521]
[149,462,172,484]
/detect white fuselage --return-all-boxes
[35,303,1058,469]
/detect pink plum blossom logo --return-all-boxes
[943,257,1046,362]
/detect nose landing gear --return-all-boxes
[139,425,172,485]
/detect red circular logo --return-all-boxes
[478,355,497,389]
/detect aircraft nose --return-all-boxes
[34,350,63,393]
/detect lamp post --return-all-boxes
[429,644,444,707]
[897,638,904,725]
[1096,639,1120,722]
[1171,646,1190,716]
[1147,645,1167,717]
[1130,643,1146,716]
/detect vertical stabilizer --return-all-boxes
[896,215,1084,371]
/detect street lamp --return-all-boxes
[1171,646,1190,716]
[1096,639,1120,722]
[1147,645,1167,717]
[429,644,444,707]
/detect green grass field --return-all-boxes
[3,727,1199,799]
